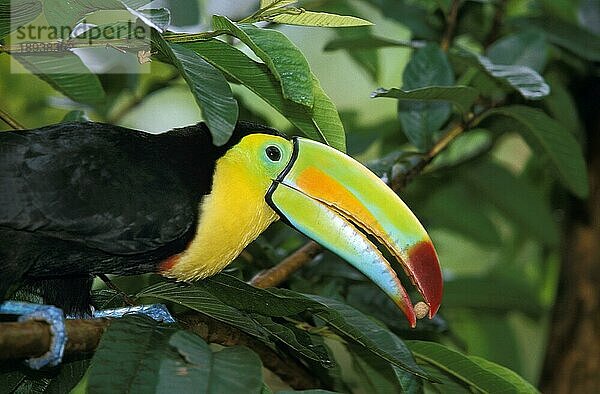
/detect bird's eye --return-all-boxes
[265,145,282,162]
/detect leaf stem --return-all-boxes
[0,107,24,130]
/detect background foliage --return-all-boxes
[1,0,598,392]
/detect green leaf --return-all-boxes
[394,365,423,394]
[350,344,409,394]
[270,10,372,27]
[43,0,153,36]
[87,315,173,392]
[481,105,588,197]
[418,363,471,393]
[461,160,560,245]
[486,30,548,73]
[201,274,316,317]
[349,337,423,393]
[12,53,106,105]
[212,15,314,108]
[543,71,584,138]
[398,43,454,151]
[0,0,42,40]
[306,336,349,392]
[250,314,332,366]
[153,33,238,145]
[159,331,263,394]
[468,356,539,394]
[456,51,550,99]
[0,359,89,394]
[133,7,171,32]
[402,45,453,93]
[183,39,345,151]
[407,341,536,393]
[398,44,454,151]
[306,295,427,378]
[520,16,600,62]
[444,274,543,318]
[135,281,268,341]
[309,75,346,151]
[372,85,478,114]
[87,315,264,393]
[260,0,296,9]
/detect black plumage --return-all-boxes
[0,121,280,313]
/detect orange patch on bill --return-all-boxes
[295,167,382,232]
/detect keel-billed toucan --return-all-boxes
[0,121,442,328]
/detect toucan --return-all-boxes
[0,121,442,359]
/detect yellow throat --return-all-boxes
[163,135,281,281]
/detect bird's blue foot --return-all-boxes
[0,301,67,369]
[90,303,176,323]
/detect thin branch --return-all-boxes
[251,241,323,288]
[97,274,135,306]
[441,0,461,51]
[0,313,320,389]
[250,117,471,289]
[0,108,25,130]
[484,0,507,48]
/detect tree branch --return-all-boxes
[250,241,323,288]
[440,0,461,51]
[0,312,320,389]
[0,319,107,360]
[250,119,470,289]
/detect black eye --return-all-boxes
[266,145,282,162]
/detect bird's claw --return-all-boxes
[0,301,67,369]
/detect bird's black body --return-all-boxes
[0,121,279,313]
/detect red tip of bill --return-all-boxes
[407,241,443,318]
